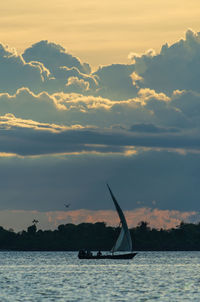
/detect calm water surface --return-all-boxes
[0,251,200,301]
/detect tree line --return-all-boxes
[0,221,200,251]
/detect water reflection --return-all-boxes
[0,251,199,301]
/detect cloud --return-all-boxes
[0,41,98,95]
[1,87,200,158]
[132,29,200,94]
[128,48,156,63]
[172,90,200,121]
[0,150,200,213]
[0,43,49,93]
[0,88,68,123]
[23,40,91,75]
[22,40,98,94]
[0,112,84,133]
[2,30,200,100]
[93,63,137,100]
[1,111,200,157]
[0,87,172,128]
[137,88,170,103]
[66,76,90,92]
[15,40,139,98]
[45,66,98,94]
[0,87,156,127]
[20,30,200,99]
[129,124,179,134]
[2,31,200,220]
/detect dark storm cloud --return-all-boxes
[0,151,200,212]
[129,123,179,133]
[1,114,200,156]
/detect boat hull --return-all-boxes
[78,252,137,259]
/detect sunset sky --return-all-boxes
[1,0,200,231]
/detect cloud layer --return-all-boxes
[2,29,200,99]
[132,30,200,94]
[1,30,200,229]
[0,152,200,213]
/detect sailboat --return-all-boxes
[78,184,137,259]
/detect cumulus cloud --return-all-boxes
[130,72,143,88]
[0,41,98,95]
[171,90,200,120]
[0,87,171,127]
[131,29,200,94]
[0,87,68,123]
[93,63,137,100]
[23,40,91,75]
[66,76,90,92]
[22,40,98,94]
[0,85,196,131]
[45,66,98,93]
[0,87,153,126]
[128,48,156,63]
[2,30,200,99]
[0,43,49,93]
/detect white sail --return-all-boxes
[107,184,132,252]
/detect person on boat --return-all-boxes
[97,250,102,257]
[78,250,86,257]
[86,250,92,257]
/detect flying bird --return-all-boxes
[64,203,70,208]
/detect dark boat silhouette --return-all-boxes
[78,184,137,260]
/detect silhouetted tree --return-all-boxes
[137,221,150,232]
[27,224,37,235]
[0,221,200,251]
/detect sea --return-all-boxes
[0,251,199,301]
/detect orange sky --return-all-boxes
[0,208,197,232]
[1,0,200,68]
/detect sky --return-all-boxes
[1,0,200,68]
[1,0,200,231]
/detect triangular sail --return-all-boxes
[107,184,132,252]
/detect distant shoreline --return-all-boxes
[1,249,200,252]
[1,221,200,251]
